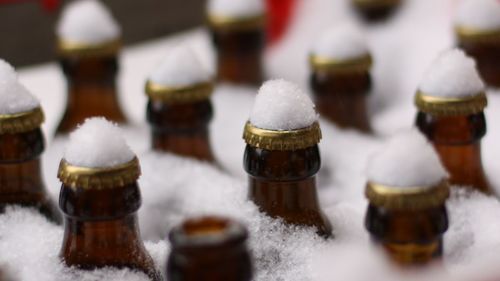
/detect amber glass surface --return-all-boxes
[147,99,215,162]
[459,40,500,88]
[244,145,332,238]
[352,1,401,22]
[0,129,60,223]
[211,28,264,86]
[310,70,372,132]
[167,217,252,281]
[365,204,448,267]
[416,112,492,194]
[59,182,161,281]
[57,56,127,134]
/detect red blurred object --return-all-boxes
[0,0,59,11]
[266,0,296,45]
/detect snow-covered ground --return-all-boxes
[3,0,500,280]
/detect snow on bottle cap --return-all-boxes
[58,117,139,190]
[310,23,372,73]
[365,129,449,210]
[243,79,321,151]
[145,46,214,103]
[415,49,487,116]
[0,59,43,134]
[207,0,266,30]
[56,0,121,57]
[455,0,500,41]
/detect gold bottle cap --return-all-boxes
[310,54,373,74]
[243,121,322,151]
[57,157,141,190]
[207,14,266,31]
[353,0,400,8]
[414,91,487,116]
[145,80,214,104]
[0,107,44,134]
[365,180,450,210]
[456,26,500,44]
[57,38,121,58]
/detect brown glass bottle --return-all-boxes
[243,122,332,238]
[209,17,265,86]
[0,108,61,223]
[146,82,215,162]
[366,205,448,266]
[457,35,500,88]
[167,217,252,281]
[352,0,401,22]
[310,64,372,132]
[56,41,127,134]
[416,109,492,194]
[365,182,449,267]
[58,158,162,281]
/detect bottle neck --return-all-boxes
[310,70,372,132]
[147,100,215,161]
[0,129,47,204]
[58,56,126,134]
[211,28,264,86]
[59,183,160,280]
[244,145,331,237]
[365,204,448,267]
[416,112,491,193]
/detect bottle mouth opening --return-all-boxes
[170,216,248,248]
[183,217,230,236]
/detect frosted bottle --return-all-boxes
[243,121,332,238]
[56,38,127,134]
[0,106,61,223]
[58,157,162,281]
[310,53,372,132]
[352,0,401,22]
[415,91,492,194]
[207,7,265,85]
[456,27,500,88]
[145,80,216,162]
[167,217,253,281]
[365,181,449,267]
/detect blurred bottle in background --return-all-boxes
[351,0,402,22]
[167,217,253,281]
[309,23,372,132]
[55,0,127,134]
[207,0,266,86]
[455,0,500,89]
[146,46,216,162]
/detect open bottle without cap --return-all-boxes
[167,216,253,281]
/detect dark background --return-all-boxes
[0,0,205,67]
